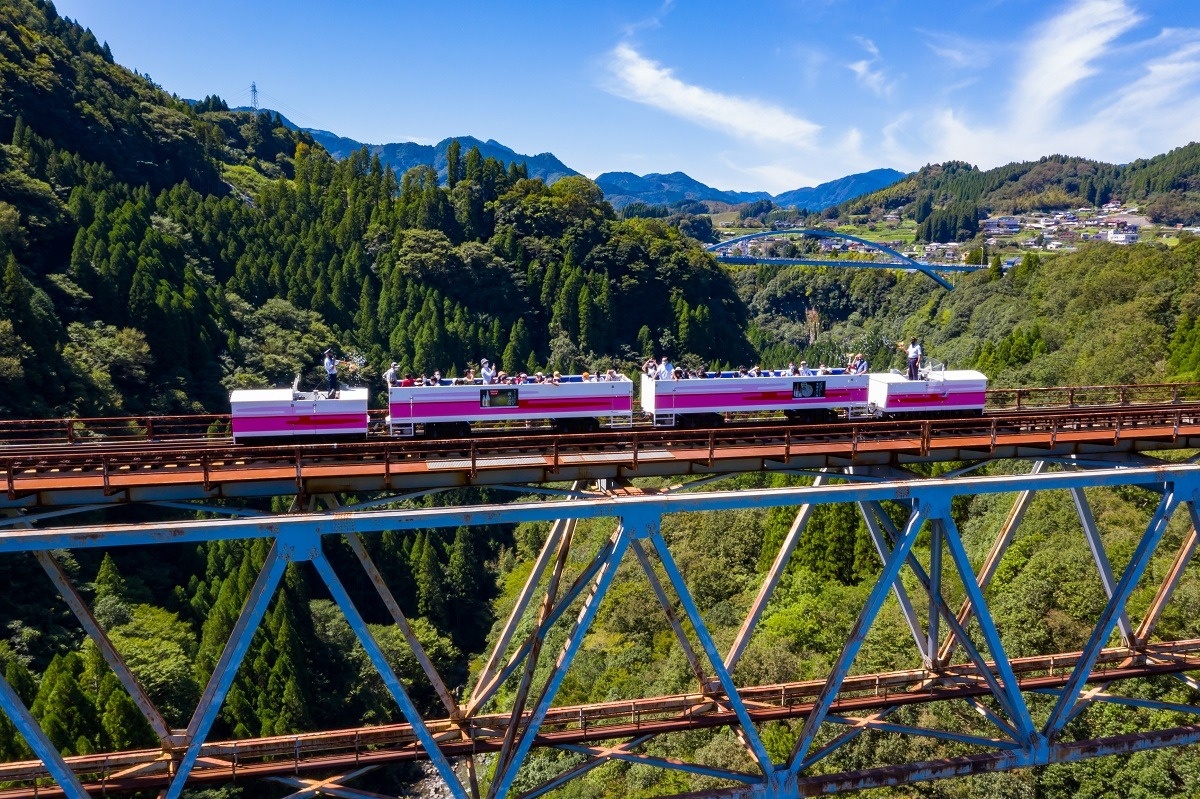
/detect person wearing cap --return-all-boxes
[323,348,341,396]
[383,362,399,387]
[481,358,496,385]
[550,371,561,384]
[799,360,815,376]
[905,337,922,380]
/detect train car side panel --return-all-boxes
[389,377,633,434]
[867,370,988,415]
[230,388,370,442]
[642,373,869,425]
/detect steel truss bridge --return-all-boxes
[708,230,986,290]
[2,387,1200,798]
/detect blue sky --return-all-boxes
[52,0,1200,194]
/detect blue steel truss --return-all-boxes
[707,229,988,290]
[0,459,1199,798]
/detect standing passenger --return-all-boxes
[383,362,399,387]
[323,348,341,397]
[481,358,496,385]
[906,338,923,380]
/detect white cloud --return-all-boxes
[605,43,821,147]
[906,0,1200,173]
[847,37,893,97]
[1011,0,1140,125]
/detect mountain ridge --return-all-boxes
[258,110,903,211]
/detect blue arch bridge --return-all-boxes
[1,400,1200,798]
[708,230,988,290]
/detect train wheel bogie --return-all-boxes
[554,417,601,434]
[424,422,472,439]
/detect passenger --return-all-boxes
[481,358,496,385]
[400,373,415,387]
[672,367,683,380]
[905,338,922,380]
[581,370,591,382]
[698,365,710,378]
[432,370,442,385]
[656,357,674,381]
[533,372,545,384]
[518,372,528,383]
[786,361,799,376]
[464,367,476,383]
[799,360,815,376]
[817,363,832,375]
[605,368,619,381]
[643,356,658,377]
[851,353,869,374]
[737,366,748,378]
[383,361,399,387]
[323,348,346,397]
[748,364,761,377]
[550,371,562,384]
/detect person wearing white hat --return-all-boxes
[383,362,399,387]
[323,348,341,396]
[480,358,496,385]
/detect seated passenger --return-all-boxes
[799,361,815,376]
[850,353,869,374]
[817,363,832,375]
[604,368,619,381]
[533,372,545,383]
[400,373,415,387]
[550,371,562,384]
[786,361,799,376]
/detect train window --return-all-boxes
[481,388,519,408]
[793,381,826,399]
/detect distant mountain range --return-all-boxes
[264,111,904,211]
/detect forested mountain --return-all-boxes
[288,124,581,187]
[0,0,754,420]
[593,170,771,209]
[770,167,905,211]
[592,168,905,211]
[7,3,1200,799]
[834,145,1200,229]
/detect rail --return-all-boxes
[3,404,1200,508]
[1,382,1199,449]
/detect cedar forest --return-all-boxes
[5,1,1200,797]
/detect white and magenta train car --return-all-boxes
[229,387,370,443]
[388,375,634,437]
[868,370,988,418]
[640,371,871,427]
[641,368,988,426]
